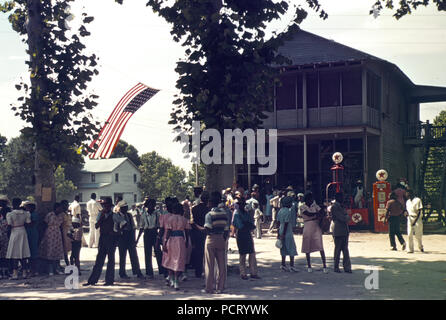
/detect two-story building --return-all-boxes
[234,29,446,203]
[74,157,141,205]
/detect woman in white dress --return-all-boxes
[299,192,328,273]
[6,198,31,279]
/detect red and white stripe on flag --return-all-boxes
[89,82,159,159]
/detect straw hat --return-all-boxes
[0,195,9,202]
[117,200,128,208]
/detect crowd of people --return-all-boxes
[0,195,83,280]
[0,178,425,294]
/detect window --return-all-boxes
[319,71,340,107]
[115,173,119,183]
[367,71,381,110]
[335,139,348,153]
[133,174,137,183]
[91,173,96,183]
[134,194,137,203]
[342,70,362,106]
[349,138,363,152]
[276,74,297,110]
[306,73,318,108]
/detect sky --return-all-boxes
[0,0,445,172]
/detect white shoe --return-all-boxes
[323,268,329,274]
[179,274,187,281]
[307,267,313,273]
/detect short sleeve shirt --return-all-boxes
[386,199,403,216]
[406,197,423,217]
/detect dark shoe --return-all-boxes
[390,247,397,251]
[250,275,261,279]
[120,274,130,279]
[137,274,145,279]
[103,282,114,286]
[146,275,154,280]
[344,270,353,273]
[401,243,406,251]
[82,282,94,287]
[241,275,249,280]
[420,248,424,252]
[334,268,342,273]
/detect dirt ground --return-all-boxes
[0,231,445,300]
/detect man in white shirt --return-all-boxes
[405,189,424,253]
[69,195,81,217]
[87,193,103,248]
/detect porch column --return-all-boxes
[362,68,367,125]
[304,134,308,192]
[363,128,368,193]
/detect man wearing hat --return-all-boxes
[84,197,119,286]
[115,200,144,279]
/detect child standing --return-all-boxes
[163,202,191,290]
[253,202,263,239]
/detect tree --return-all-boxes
[187,163,207,189]
[138,151,190,201]
[55,165,77,201]
[0,134,80,201]
[0,135,34,199]
[370,0,446,19]
[1,0,100,214]
[110,139,141,166]
[116,0,327,191]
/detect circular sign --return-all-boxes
[332,152,343,164]
[376,169,388,181]
[352,213,363,224]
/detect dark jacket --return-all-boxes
[330,201,350,237]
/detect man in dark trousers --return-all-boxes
[190,191,209,278]
[136,198,164,279]
[83,197,119,286]
[115,200,144,279]
[330,192,352,273]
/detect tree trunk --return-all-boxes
[34,148,56,215]
[27,0,56,214]
[205,163,221,193]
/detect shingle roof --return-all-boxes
[82,158,128,173]
[278,29,385,66]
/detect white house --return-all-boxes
[74,157,141,205]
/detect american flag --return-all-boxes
[89,82,159,159]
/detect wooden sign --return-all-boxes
[42,187,52,202]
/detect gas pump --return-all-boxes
[325,152,344,203]
[325,152,370,228]
[373,169,391,232]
